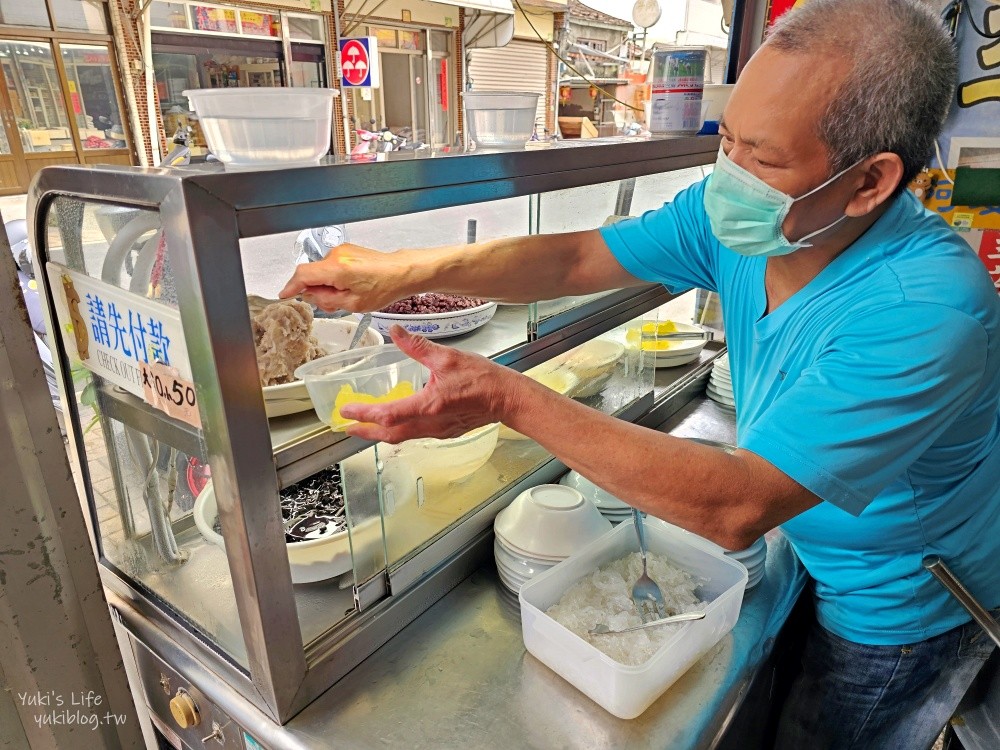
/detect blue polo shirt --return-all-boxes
[600,177,1000,645]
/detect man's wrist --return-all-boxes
[491,366,528,427]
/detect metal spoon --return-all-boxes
[588,611,706,636]
[348,313,373,349]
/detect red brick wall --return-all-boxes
[111,0,156,165]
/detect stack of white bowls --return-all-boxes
[707,353,735,410]
[558,470,632,524]
[493,484,612,595]
[726,536,767,590]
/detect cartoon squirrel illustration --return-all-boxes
[62,274,90,360]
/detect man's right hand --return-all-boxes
[278,244,421,312]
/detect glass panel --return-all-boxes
[0,0,51,28]
[409,56,426,144]
[153,51,203,150]
[287,14,323,42]
[191,5,238,34]
[239,10,279,38]
[42,197,249,667]
[397,30,423,51]
[51,0,108,33]
[380,311,656,568]
[153,44,284,153]
[532,180,622,321]
[371,27,397,49]
[426,56,450,147]
[61,44,127,149]
[630,165,711,215]
[0,41,72,154]
[290,44,325,88]
[0,119,10,154]
[149,1,190,30]
[428,31,453,149]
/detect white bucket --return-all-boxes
[648,48,707,136]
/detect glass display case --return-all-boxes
[29,135,719,726]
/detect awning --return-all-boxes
[433,0,516,49]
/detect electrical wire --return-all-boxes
[512,0,643,112]
[942,0,1000,39]
[934,139,953,184]
[969,1,1000,38]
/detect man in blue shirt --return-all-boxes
[281,0,999,746]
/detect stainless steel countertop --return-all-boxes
[274,397,808,750]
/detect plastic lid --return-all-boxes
[529,485,583,511]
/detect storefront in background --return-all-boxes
[0,0,133,195]
[147,0,331,155]
[347,22,457,149]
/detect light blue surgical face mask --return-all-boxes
[704,146,861,257]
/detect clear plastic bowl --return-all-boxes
[392,423,500,486]
[463,91,540,149]
[519,521,747,719]
[294,344,427,431]
[183,88,337,168]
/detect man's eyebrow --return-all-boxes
[718,118,788,157]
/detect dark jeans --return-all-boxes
[774,606,1000,750]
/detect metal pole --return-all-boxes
[466,218,477,244]
[923,556,1000,649]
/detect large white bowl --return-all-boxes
[632,321,709,368]
[390,423,500,486]
[193,482,353,584]
[494,538,559,579]
[262,318,384,418]
[558,470,630,511]
[494,484,612,560]
[365,300,497,340]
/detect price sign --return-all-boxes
[140,362,202,429]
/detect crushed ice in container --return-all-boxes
[546,552,706,666]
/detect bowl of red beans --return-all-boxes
[366,293,498,339]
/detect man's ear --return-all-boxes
[846,152,904,217]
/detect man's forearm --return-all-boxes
[497,371,814,549]
[404,230,643,303]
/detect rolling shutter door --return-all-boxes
[467,39,550,130]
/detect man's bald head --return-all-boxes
[763,0,957,192]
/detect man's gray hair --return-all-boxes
[766,0,957,191]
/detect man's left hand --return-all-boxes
[341,326,518,443]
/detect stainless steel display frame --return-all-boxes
[28,135,721,725]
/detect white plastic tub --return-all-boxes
[519,521,747,719]
[183,88,336,168]
[463,91,539,149]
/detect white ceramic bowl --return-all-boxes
[365,300,497,340]
[494,484,612,560]
[632,321,709,368]
[390,423,500,486]
[262,318,384,418]
[558,470,630,511]
[494,538,559,578]
[194,482,353,584]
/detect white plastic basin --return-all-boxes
[519,521,747,719]
[183,88,337,168]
